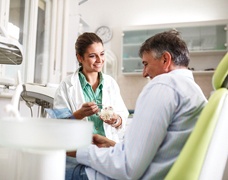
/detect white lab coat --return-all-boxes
[53,69,129,142]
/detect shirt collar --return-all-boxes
[79,70,104,90]
[169,69,194,80]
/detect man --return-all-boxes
[68,30,207,179]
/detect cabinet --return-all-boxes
[122,20,228,75]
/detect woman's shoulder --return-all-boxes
[58,73,78,88]
[102,73,113,79]
[60,74,72,84]
[102,74,117,84]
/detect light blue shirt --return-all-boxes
[76,69,207,179]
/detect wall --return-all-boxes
[77,0,228,109]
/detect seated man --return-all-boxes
[68,30,208,180]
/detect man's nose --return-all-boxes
[142,67,148,78]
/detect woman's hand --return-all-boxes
[100,113,122,128]
[73,102,99,119]
[92,134,116,148]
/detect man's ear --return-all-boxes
[162,52,172,71]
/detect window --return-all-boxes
[1,0,79,84]
[34,0,48,83]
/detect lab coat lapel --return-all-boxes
[69,71,85,111]
[102,79,112,106]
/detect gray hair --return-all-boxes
[139,30,190,67]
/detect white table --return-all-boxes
[0,117,93,180]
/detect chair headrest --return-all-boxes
[212,52,228,90]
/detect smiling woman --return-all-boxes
[53,32,129,141]
[52,32,129,180]
[77,42,105,75]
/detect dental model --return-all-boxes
[99,106,114,121]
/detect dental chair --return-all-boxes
[165,52,228,180]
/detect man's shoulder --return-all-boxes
[153,70,192,83]
[152,73,175,83]
[147,72,189,91]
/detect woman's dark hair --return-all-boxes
[75,32,103,66]
[139,30,190,67]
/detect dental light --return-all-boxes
[0,26,23,65]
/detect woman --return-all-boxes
[53,32,129,143]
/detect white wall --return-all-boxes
[80,0,228,28]
[78,0,228,72]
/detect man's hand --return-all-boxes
[66,135,116,157]
[66,151,76,157]
[92,134,116,148]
